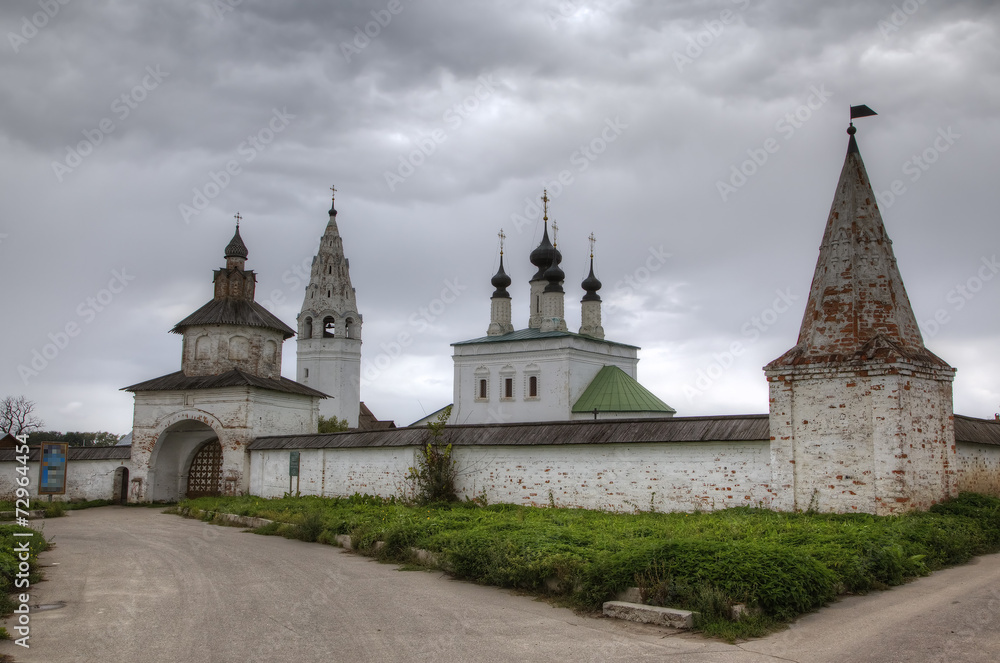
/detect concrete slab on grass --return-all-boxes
[602,601,695,629]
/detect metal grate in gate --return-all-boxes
[186,439,222,498]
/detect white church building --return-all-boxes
[449,195,675,425]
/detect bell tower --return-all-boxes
[296,187,363,427]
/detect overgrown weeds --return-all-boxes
[175,492,1000,640]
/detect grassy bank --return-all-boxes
[0,524,49,617]
[0,499,116,518]
[176,492,1000,639]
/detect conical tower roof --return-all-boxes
[767,127,950,370]
[301,195,359,315]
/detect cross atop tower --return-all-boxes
[551,220,559,247]
[234,212,242,228]
[588,232,596,258]
[329,184,337,204]
[498,229,506,256]
[541,190,549,222]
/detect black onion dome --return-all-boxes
[225,225,249,259]
[491,256,512,298]
[329,200,338,216]
[529,225,557,280]
[543,258,565,293]
[582,258,602,302]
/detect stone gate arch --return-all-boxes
[146,411,227,502]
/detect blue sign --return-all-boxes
[39,442,68,495]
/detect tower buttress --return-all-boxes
[296,188,362,427]
[765,119,955,515]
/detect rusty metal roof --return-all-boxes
[248,414,770,450]
[0,446,132,462]
[955,415,1000,447]
[121,369,328,398]
[172,299,295,338]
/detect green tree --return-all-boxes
[317,415,351,433]
[407,405,457,504]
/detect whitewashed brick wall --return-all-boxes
[251,440,773,512]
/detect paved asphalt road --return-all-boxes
[2,507,998,662]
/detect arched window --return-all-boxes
[195,335,211,360]
[529,375,538,398]
[474,366,489,401]
[345,317,357,339]
[323,316,336,338]
[303,317,313,339]
[228,336,249,361]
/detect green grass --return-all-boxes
[0,498,116,515]
[0,524,49,617]
[175,492,1000,640]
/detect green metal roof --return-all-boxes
[572,366,676,414]
[453,327,638,349]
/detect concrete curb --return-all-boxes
[602,601,695,629]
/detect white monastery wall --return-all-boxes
[955,441,1000,497]
[250,440,772,512]
[0,457,128,502]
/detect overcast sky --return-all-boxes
[1,0,997,434]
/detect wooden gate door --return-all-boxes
[186,439,223,498]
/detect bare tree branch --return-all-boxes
[0,396,45,437]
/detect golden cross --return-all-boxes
[234,212,242,227]
[551,220,559,247]
[541,189,549,222]
[589,232,596,258]
[329,184,337,203]
[498,229,506,255]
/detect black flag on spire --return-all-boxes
[850,104,877,120]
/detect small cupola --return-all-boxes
[225,214,249,271]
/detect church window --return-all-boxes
[499,365,515,401]
[524,365,540,400]
[304,368,309,378]
[328,266,332,275]
[323,316,336,338]
[327,289,331,298]
[479,379,487,399]
[345,317,357,339]
[303,317,313,339]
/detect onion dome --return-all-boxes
[225,224,249,260]
[581,257,602,302]
[543,258,565,293]
[530,223,557,280]
[491,255,512,298]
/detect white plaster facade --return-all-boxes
[296,199,363,427]
[129,388,318,501]
[449,332,639,424]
